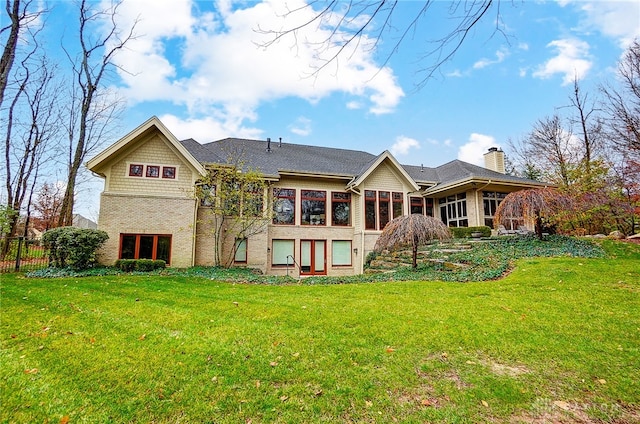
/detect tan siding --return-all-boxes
[362,161,405,192]
[97,193,197,268]
[106,133,195,197]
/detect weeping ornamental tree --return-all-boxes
[494,188,572,240]
[374,214,452,269]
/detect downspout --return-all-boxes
[192,193,198,267]
[360,228,365,275]
[346,180,365,275]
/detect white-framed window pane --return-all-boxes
[332,240,352,266]
[234,238,247,263]
[272,239,294,266]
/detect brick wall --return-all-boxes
[98,193,197,268]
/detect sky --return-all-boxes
[35,0,640,218]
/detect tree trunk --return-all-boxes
[0,0,21,108]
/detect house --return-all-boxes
[86,116,549,276]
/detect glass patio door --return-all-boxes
[300,240,326,275]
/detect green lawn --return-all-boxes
[1,240,639,423]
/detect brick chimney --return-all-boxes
[483,147,505,174]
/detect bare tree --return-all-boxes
[1,44,60,257]
[258,1,502,86]
[602,39,640,155]
[0,0,44,108]
[374,214,452,269]
[57,0,136,227]
[568,78,603,169]
[32,182,63,231]
[494,188,571,240]
[516,115,577,188]
[196,161,271,267]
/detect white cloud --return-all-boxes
[458,133,499,166]
[473,47,509,70]
[109,0,404,133]
[390,136,420,156]
[571,1,640,48]
[160,114,263,142]
[533,38,592,85]
[288,117,312,136]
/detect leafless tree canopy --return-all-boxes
[57,0,137,227]
[602,40,640,155]
[374,213,452,268]
[494,188,572,239]
[0,0,44,108]
[257,0,501,87]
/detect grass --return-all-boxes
[1,239,639,423]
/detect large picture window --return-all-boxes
[378,191,390,229]
[272,239,294,266]
[425,198,434,217]
[365,190,377,230]
[301,190,326,225]
[439,193,468,227]
[198,184,216,207]
[483,191,510,228]
[410,197,424,215]
[331,192,351,226]
[273,188,295,225]
[332,240,352,266]
[119,234,171,264]
[392,192,403,219]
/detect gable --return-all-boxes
[105,132,199,196]
[361,160,406,192]
[348,152,420,193]
[87,116,205,177]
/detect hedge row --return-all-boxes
[114,259,166,272]
[450,226,492,238]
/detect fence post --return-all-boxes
[14,236,23,272]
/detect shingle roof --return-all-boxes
[180,137,546,188]
[429,160,547,189]
[181,137,377,178]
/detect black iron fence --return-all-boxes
[0,237,49,273]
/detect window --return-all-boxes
[392,192,403,219]
[129,164,143,177]
[162,166,176,179]
[425,198,434,217]
[129,163,178,179]
[198,184,216,207]
[244,183,264,217]
[146,165,160,178]
[301,190,326,225]
[119,234,171,264]
[273,188,295,225]
[410,197,424,215]
[234,238,247,263]
[439,193,468,227]
[332,240,352,266]
[379,191,390,229]
[331,192,351,226]
[483,191,510,228]
[365,190,377,230]
[272,239,294,266]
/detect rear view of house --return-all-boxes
[87,116,548,275]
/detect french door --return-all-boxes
[300,240,326,275]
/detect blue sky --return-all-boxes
[40,0,640,217]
